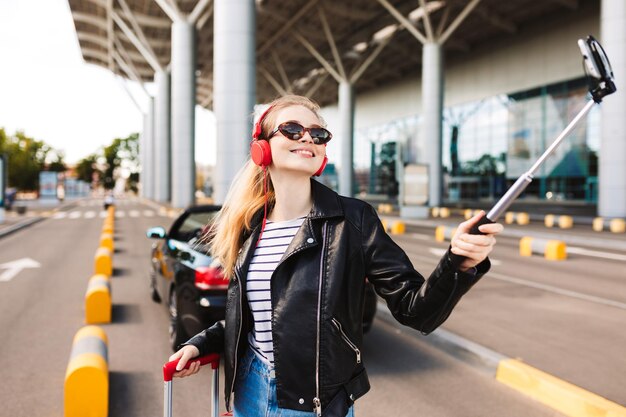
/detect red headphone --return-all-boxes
[250,106,328,177]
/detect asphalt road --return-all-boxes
[1,197,620,416]
[391,220,626,406]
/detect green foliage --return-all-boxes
[100,132,139,190]
[75,153,101,184]
[0,129,53,191]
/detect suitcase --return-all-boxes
[163,354,221,417]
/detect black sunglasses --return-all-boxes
[269,122,333,145]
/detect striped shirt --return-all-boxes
[246,216,306,367]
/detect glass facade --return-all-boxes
[354,77,600,203]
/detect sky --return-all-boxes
[0,0,214,165]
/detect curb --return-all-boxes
[0,198,87,239]
[375,302,626,417]
[0,217,44,239]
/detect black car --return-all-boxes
[147,205,378,351]
[147,205,227,351]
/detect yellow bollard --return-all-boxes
[519,237,533,257]
[390,221,406,235]
[377,204,385,214]
[99,233,114,252]
[592,217,604,232]
[85,275,111,324]
[610,219,626,233]
[558,215,573,229]
[545,240,567,261]
[64,326,108,417]
[505,212,515,224]
[544,215,555,228]
[463,209,473,220]
[94,247,112,276]
[516,212,530,225]
[440,207,451,218]
[435,226,445,242]
[431,207,440,218]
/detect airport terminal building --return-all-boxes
[69,0,626,218]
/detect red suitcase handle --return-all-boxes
[163,353,220,382]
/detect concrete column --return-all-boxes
[154,70,171,203]
[143,97,155,199]
[171,20,196,209]
[213,0,256,204]
[338,81,355,197]
[599,0,626,217]
[421,42,444,207]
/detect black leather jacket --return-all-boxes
[184,179,489,414]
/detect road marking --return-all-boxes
[68,211,82,219]
[428,247,502,266]
[99,211,107,218]
[53,212,67,219]
[409,233,431,240]
[488,271,626,311]
[568,246,626,262]
[0,258,41,282]
[84,211,96,219]
[129,210,140,218]
[143,210,154,217]
[115,211,126,218]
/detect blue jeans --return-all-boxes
[234,348,355,417]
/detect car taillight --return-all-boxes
[194,266,229,290]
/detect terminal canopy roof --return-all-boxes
[68,0,589,108]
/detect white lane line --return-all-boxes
[99,211,107,218]
[53,212,67,219]
[143,210,154,217]
[409,233,432,240]
[428,247,502,266]
[488,271,626,311]
[129,210,140,218]
[68,211,82,219]
[568,246,626,262]
[84,211,96,219]
[115,211,126,218]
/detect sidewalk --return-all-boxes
[378,211,626,251]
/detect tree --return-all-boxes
[75,153,101,184]
[101,133,139,191]
[0,129,52,191]
[47,150,67,172]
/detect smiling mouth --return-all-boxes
[291,149,315,157]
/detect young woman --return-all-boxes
[168,95,503,417]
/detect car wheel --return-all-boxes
[168,286,189,352]
[150,271,161,303]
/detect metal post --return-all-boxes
[213,0,256,204]
[154,70,171,203]
[338,81,355,197]
[421,42,443,207]
[599,0,626,217]
[171,20,196,209]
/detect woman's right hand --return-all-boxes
[168,345,201,378]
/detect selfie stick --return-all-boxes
[449,35,617,268]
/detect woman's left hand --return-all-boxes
[450,211,504,272]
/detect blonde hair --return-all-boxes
[208,95,325,278]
